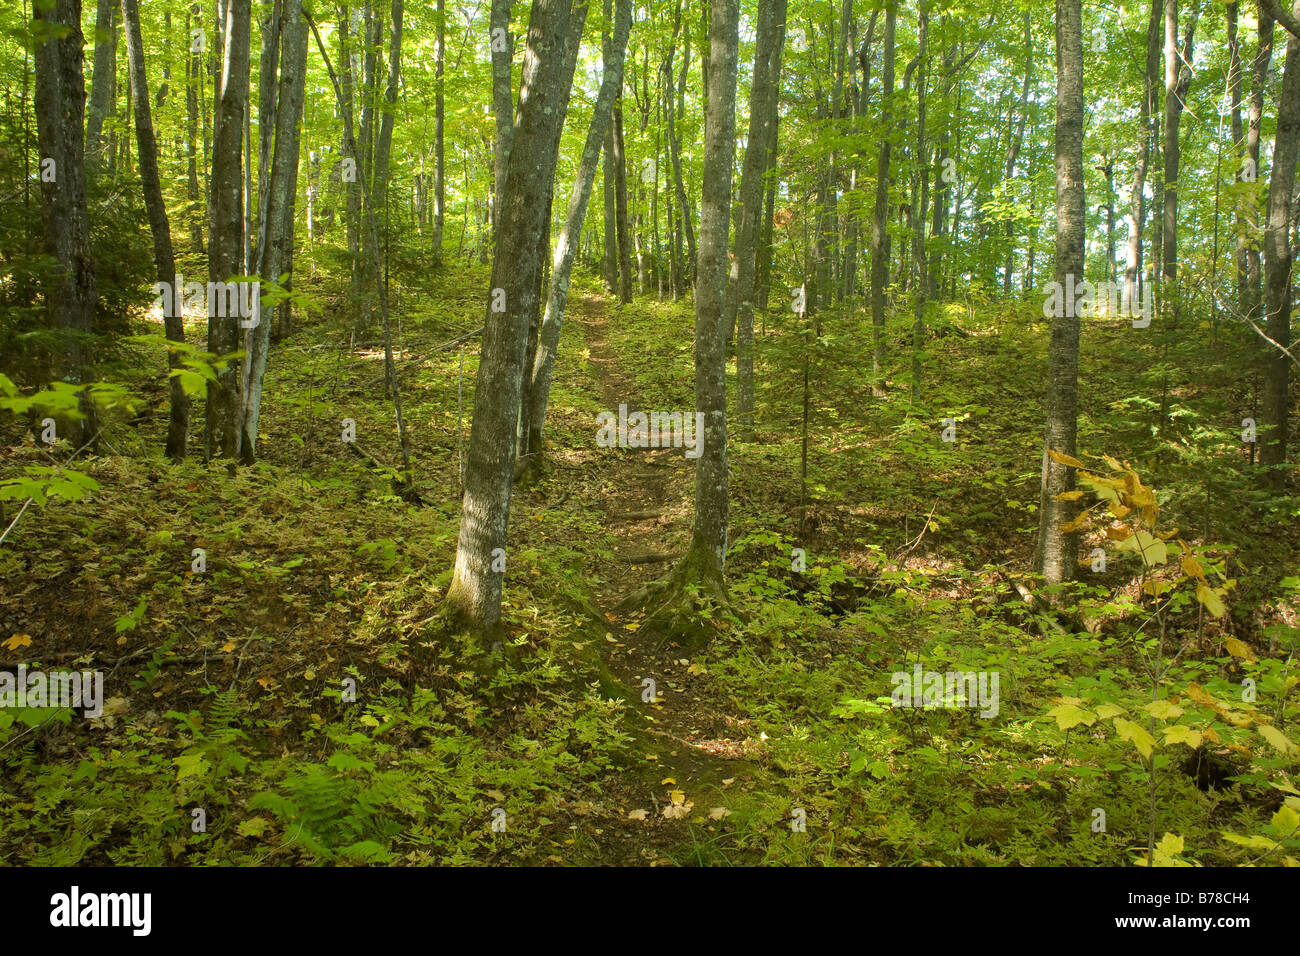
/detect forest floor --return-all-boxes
[1,259,1298,866]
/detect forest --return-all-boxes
[0,0,1297,872]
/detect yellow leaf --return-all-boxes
[1163,725,1202,749]
[486,789,507,801]
[668,789,687,806]
[1095,703,1126,719]
[1180,553,1205,580]
[1223,637,1253,659]
[1114,718,1156,759]
[660,777,676,786]
[2,634,32,651]
[1145,699,1184,720]
[220,640,237,653]
[1048,449,1086,469]
[1060,513,1090,534]
[1259,724,1295,754]
[1053,490,1086,501]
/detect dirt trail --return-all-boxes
[567,293,767,860]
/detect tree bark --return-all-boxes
[490,0,514,235]
[85,0,118,177]
[1260,0,1300,482]
[1036,0,1085,592]
[526,0,633,457]
[683,0,739,589]
[732,0,786,432]
[443,0,589,637]
[1125,0,1162,314]
[35,0,98,448]
[870,0,896,397]
[123,0,190,462]
[206,0,251,460]
[432,0,446,261]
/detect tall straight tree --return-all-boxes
[85,0,117,176]
[490,0,514,234]
[34,0,97,448]
[1160,0,1199,284]
[1126,0,1160,312]
[432,0,446,261]
[526,0,633,459]
[206,0,251,459]
[238,0,307,462]
[122,0,189,462]
[870,0,896,397]
[442,0,588,637]
[1260,3,1300,483]
[681,0,739,595]
[730,0,786,433]
[1036,0,1084,592]
[1246,10,1275,320]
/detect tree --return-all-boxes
[238,0,308,462]
[206,0,251,460]
[121,0,189,462]
[34,0,97,448]
[1036,0,1085,593]
[729,0,786,433]
[441,0,589,638]
[85,0,118,176]
[525,0,633,461]
[432,0,446,262]
[1259,3,1300,483]
[870,0,896,397]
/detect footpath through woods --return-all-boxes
[559,290,781,864]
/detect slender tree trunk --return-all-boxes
[678,0,739,594]
[86,0,118,177]
[123,0,189,462]
[187,3,204,251]
[1125,0,1162,313]
[443,0,589,637]
[1161,0,1199,284]
[1246,12,1275,321]
[1260,4,1300,482]
[206,0,251,460]
[432,0,446,261]
[733,0,786,431]
[1036,0,1084,593]
[491,0,514,235]
[870,0,896,397]
[613,97,633,303]
[910,2,929,403]
[526,0,632,456]
[339,6,362,326]
[238,0,306,462]
[35,0,98,448]
[1229,2,1247,301]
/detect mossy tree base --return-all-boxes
[618,542,729,650]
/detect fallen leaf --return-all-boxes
[2,634,32,651]
[627,809,649,821]
[660,777,676,785]
[708,807,731,821]
[486,789,507,801]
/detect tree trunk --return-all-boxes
[86,0,118,177]
[123,0,189,462]
[910,2,929,403]
[206,0,251,460]
[1036,0,1084,592]
[186,3,204,252]
[491,0,514,235]
[1246,11,1276,321]
[682,0,739,591]
[733,0,786,433]
[526,0,632,457]
[870,0,896,398]
[1161,0,1199,284]
[432,0,446,261]
[35,0,98,448]
[1260,3,1300,482]
[613,98,633,303]
[238,0,306,462]
[443,0,589,637]
[1125,0,1162,314]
